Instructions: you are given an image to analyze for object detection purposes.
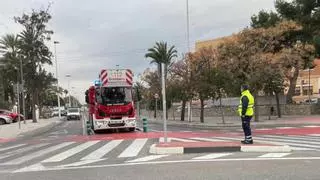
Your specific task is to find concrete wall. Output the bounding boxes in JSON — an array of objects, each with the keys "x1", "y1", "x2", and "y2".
[{"x1": 141, "y1": 104, "x2": 313, "y2": 119}]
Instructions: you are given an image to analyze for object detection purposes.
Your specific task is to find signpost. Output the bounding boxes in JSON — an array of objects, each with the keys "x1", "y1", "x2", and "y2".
[{"x1": 154, "y1": 93, "x2": 159, "y2": 119}]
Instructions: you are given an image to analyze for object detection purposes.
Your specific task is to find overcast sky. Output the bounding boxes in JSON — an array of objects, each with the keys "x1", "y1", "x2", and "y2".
[{"x1": 0, "y1": 0, "x2": 275, "y2": 103}]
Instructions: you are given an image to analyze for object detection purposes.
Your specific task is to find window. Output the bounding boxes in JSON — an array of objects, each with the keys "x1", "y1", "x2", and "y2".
[
  {"x1": 295, "y1": 87, "x2": 301, "y2": 96},
  {"x1": 302, "y1": 86, "x2": 313, "y2": 95}
]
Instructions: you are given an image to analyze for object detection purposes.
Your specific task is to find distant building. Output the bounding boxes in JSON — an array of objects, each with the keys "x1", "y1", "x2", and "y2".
[{"x1": 293, "y1": 59, "x2": 320, "y2": 103}]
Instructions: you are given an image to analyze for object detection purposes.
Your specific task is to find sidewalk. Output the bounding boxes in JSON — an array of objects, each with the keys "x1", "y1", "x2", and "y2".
[
  {"x1": 144, "y1": 115, "x2": 320, "y2": 129},
  {"x1": 0, "y1": 117, "x2": 62, "y2": 141}
]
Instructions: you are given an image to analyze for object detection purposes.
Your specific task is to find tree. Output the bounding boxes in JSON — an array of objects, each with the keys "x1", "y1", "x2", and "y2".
[
  {"x1": 145, "y1": 41, "x2": 177, "y2": 80},
  {"x1": 170, "y1": 60, "x2": 193, "y2": 121},
  {"x1": 15, "y1": 8, "x2": 54, "y2": 122},
  {"x1": 251, "y1": 10, "x2": 280, "y2": 29}
]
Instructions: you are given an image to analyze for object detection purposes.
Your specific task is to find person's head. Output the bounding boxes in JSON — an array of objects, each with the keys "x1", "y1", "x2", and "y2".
[{"x1": 241, "y1": 84, "x2": 249, "y2": 92}]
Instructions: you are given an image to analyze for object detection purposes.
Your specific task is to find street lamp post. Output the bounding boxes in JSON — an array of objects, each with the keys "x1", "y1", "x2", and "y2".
[
  {"x1": 186, "y1": 0, "x2": 192, "y2": 122},
  {"x1": 66, "y1": 74, "x2": 71, "y2": 107},
  {"x1": 161, "y1": 63, "x2": 168, "y2": 143},
  {"x1": 19, "y1": 56, "x2": 26, "y2": 124},
  {"x1": 54, "y1": 41, "x2": 61, "y2": 119}
]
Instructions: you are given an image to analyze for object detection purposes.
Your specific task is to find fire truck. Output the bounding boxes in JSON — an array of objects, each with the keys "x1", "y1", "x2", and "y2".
[{"x1": 85, "y1": 69, "x2": 136, "y2": 133}]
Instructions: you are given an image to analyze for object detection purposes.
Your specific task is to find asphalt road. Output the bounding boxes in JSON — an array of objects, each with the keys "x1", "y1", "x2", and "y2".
[
  {"x1": 0, "y1": 117, "x2": 319, "y2": 179},
  {"x1": 2, "y1": 158, "x2": 320, "y2": 180}
]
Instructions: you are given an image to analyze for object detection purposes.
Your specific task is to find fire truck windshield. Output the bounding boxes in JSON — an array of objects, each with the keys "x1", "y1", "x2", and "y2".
[{"x1": 98, "y1": 87, "x2": 132, "y2": 105}]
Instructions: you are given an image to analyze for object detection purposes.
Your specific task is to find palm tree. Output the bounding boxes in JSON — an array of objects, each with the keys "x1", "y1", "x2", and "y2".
[
  {"x1": 145, "y1": 41, "x2": 177, "y2": 80},
  {"x1": 145, "y1": 41, "x2": 177, "y2": 118},
  {"x1": 0, "y1": 34, "x2": 21, "y2": 104}
]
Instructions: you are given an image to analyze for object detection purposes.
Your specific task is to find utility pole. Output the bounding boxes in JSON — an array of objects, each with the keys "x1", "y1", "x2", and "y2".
[
  {"x1": 66, "y1": 74, "x2": 71, "y2": 107},
  {"x1": 19, "y1": 56, "x2": 26, "y2": 124},
  {"x1": 186, "y1": 0, "x2": 192, "y2": 122},
  {"x1": 54, "y1": 41, "x2": 61, "y2": 119}
]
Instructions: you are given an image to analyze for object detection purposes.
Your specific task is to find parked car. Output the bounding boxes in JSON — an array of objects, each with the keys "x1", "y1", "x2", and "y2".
[
  {"x1": 0, "y1": 109, "x2": 24, "y2": 122},
  {"x1": 67, "y1": 108, "x2": 81, "y2": 120},
  {"x1": 0, "y1": 114, "x2": 13, "y2": 125}
]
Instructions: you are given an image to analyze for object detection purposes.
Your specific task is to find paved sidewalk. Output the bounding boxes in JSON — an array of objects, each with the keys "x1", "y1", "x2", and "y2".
[
  {"x1": 144, "y1": 115, "x2": 320, "y2": 129},
  {"x1": 0, "y1": 117, "x2": 62, "y2": 140}
]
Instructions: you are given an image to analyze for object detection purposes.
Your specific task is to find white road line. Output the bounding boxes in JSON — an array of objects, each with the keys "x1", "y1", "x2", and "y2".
[
  {"x1": 1, "y1": 142, "x2": 75, "y2": 165},
  {"x1": 42, "y1": 141, "x2": 100, "y2": 163},
  {"x1": 276, "y1": 127, "x2": 294, "y2": 129},
  {"x1": 189, "y1": 137, "x2": 226, "y2": 142},
  {"x1": 263, "y1": 135, "x2": 320, "y2": 142},
  {"x1": 159, "y1": 137, "x2": 171, "y2": 142},
  {"x1": 193, "y1": 153, "x2": 233, "y2": 160},
  {"x1": 0, "y1": 143, "x2": 49, "y2": 160},
  {"x1": 254, "y1": 137, "x2": 320, "y2": 149},
  {"x1": 60, "y1": 159, "x2": 105, "y2": 167},
  {"x1": 261, "y1": 135, "x2": 320, "y2": 145},
  {"x1": 81, "y1": 140, "x2": 123, "y2": 160},
  {"x1": 303, "y1": 125, "x2": 320, "y2": 128},
  {"x1": 127, "y1": 155, "x2": 169, "y2": 163},
  {"x1": 150, "y1": 129, "x2": 161, "y2": 132},
  {"x1": 0, "y1": 144, "x2": 26, "y2": 152},
  {"x1": 290, "y1": 147, "x2": 315, "y2": 151},
  {"x1": 259, "y1": 153, "x2": 291, "y2": 158},
  {"x1": 255, "y1": 128, "x2": 272, "y2": 130},
  {"x1": 118, "y1": 138, "x2": 148, "y2": 158},
  {"x1": 169, "y1": 138, "x2": 198, "y2": 142},
  {"x1": 309, "y1": 134, "x2": 320, "y2": 136}
]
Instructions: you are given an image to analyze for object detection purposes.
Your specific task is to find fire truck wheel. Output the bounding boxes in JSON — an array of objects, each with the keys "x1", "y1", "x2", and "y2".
[{"x1": 129, "y1": 127, "x2": 135, "y2": 132}]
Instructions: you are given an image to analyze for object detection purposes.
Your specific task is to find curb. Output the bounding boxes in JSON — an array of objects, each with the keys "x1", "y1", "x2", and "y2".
[
  {"x1": 149, "y1": 143, "x2": 291, "y2": 154},
  {"x1": 18, "y1": 120, "x2": 64, "y2": 138}
]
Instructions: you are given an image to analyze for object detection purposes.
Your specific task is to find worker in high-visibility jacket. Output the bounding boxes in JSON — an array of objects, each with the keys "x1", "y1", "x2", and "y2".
[{"x1": 238, "y1": 85, "x2": 255, "y2": 144}]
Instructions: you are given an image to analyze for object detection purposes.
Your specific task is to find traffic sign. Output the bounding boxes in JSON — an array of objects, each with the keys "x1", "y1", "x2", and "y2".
[{"x1": 154, "y1": 93, "x2": 159, "y2": 99}]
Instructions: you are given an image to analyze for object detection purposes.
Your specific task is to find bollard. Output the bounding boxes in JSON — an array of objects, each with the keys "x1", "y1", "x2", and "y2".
[
  {"x1": 143, "y1": 118, "x2": 148, "y2": 132},
  {"x1": 86, "y1": 121, "x2": 93, "y2": 135}
]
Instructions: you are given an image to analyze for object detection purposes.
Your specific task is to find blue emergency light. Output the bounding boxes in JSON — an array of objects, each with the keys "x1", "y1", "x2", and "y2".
[{"x1": 94, "y1": 80, "x2": 102, "y2": 86}]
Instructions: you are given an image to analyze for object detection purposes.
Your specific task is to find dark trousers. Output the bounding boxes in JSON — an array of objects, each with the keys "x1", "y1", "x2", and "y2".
[{"x1": 241, "y1": 116, "x2": 253, "y2": 140}]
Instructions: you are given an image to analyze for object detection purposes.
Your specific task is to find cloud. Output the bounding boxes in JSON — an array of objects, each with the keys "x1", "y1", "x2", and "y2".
[{"x1": 0, "y1": 0, "x2": 275, "y2": 103}]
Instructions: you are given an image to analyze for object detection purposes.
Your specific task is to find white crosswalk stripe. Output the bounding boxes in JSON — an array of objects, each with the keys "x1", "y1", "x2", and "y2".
[
  {"x1": 42, "y1": 141, "x2": 100, "y2": 163},
  {"x1": 0, "y1": 144, "x2": 26, "y2": 153},
  {"x1": 1, "y1": 142, "x2": 75, "y2": 165},
  {"x1": 118, "y1": 138, "x2": 148, "y2": 158},
  {"x1": 0, "y1": 143, "x2": 49, "y2": 160},
  {"x1": 81, "y1": 140, "x2": 123, "y2": 160},
  {"x1": 193, "y1": 153, "x2": 233, "y2": 160},
  {"x1": 254, "y1": 136, "x2": 320, "y2": 150}
]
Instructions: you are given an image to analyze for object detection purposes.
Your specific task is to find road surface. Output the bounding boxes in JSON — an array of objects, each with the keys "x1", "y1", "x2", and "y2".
[{"x1": 0, "y1": 117, "x2": 319, "y2": 179}]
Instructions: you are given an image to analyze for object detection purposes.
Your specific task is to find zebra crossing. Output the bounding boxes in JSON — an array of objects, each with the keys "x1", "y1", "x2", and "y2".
[{"x1": 0, "y1": 134, "x2": 319, "y2": 170}]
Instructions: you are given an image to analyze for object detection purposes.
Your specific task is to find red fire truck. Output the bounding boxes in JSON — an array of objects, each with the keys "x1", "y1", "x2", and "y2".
[{"x1": 85, "y1": 69, "x2": 136, "y2": 133}]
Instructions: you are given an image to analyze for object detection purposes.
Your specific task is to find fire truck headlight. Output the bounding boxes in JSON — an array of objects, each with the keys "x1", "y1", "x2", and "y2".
[{"x1": 96, "y1": 121, "x2": 103, "y2": 127}]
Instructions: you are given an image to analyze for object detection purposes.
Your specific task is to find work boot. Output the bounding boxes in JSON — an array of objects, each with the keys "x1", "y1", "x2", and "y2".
[{"x1": 241, "y1": 139, "x2": 253, "y2": 144}]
